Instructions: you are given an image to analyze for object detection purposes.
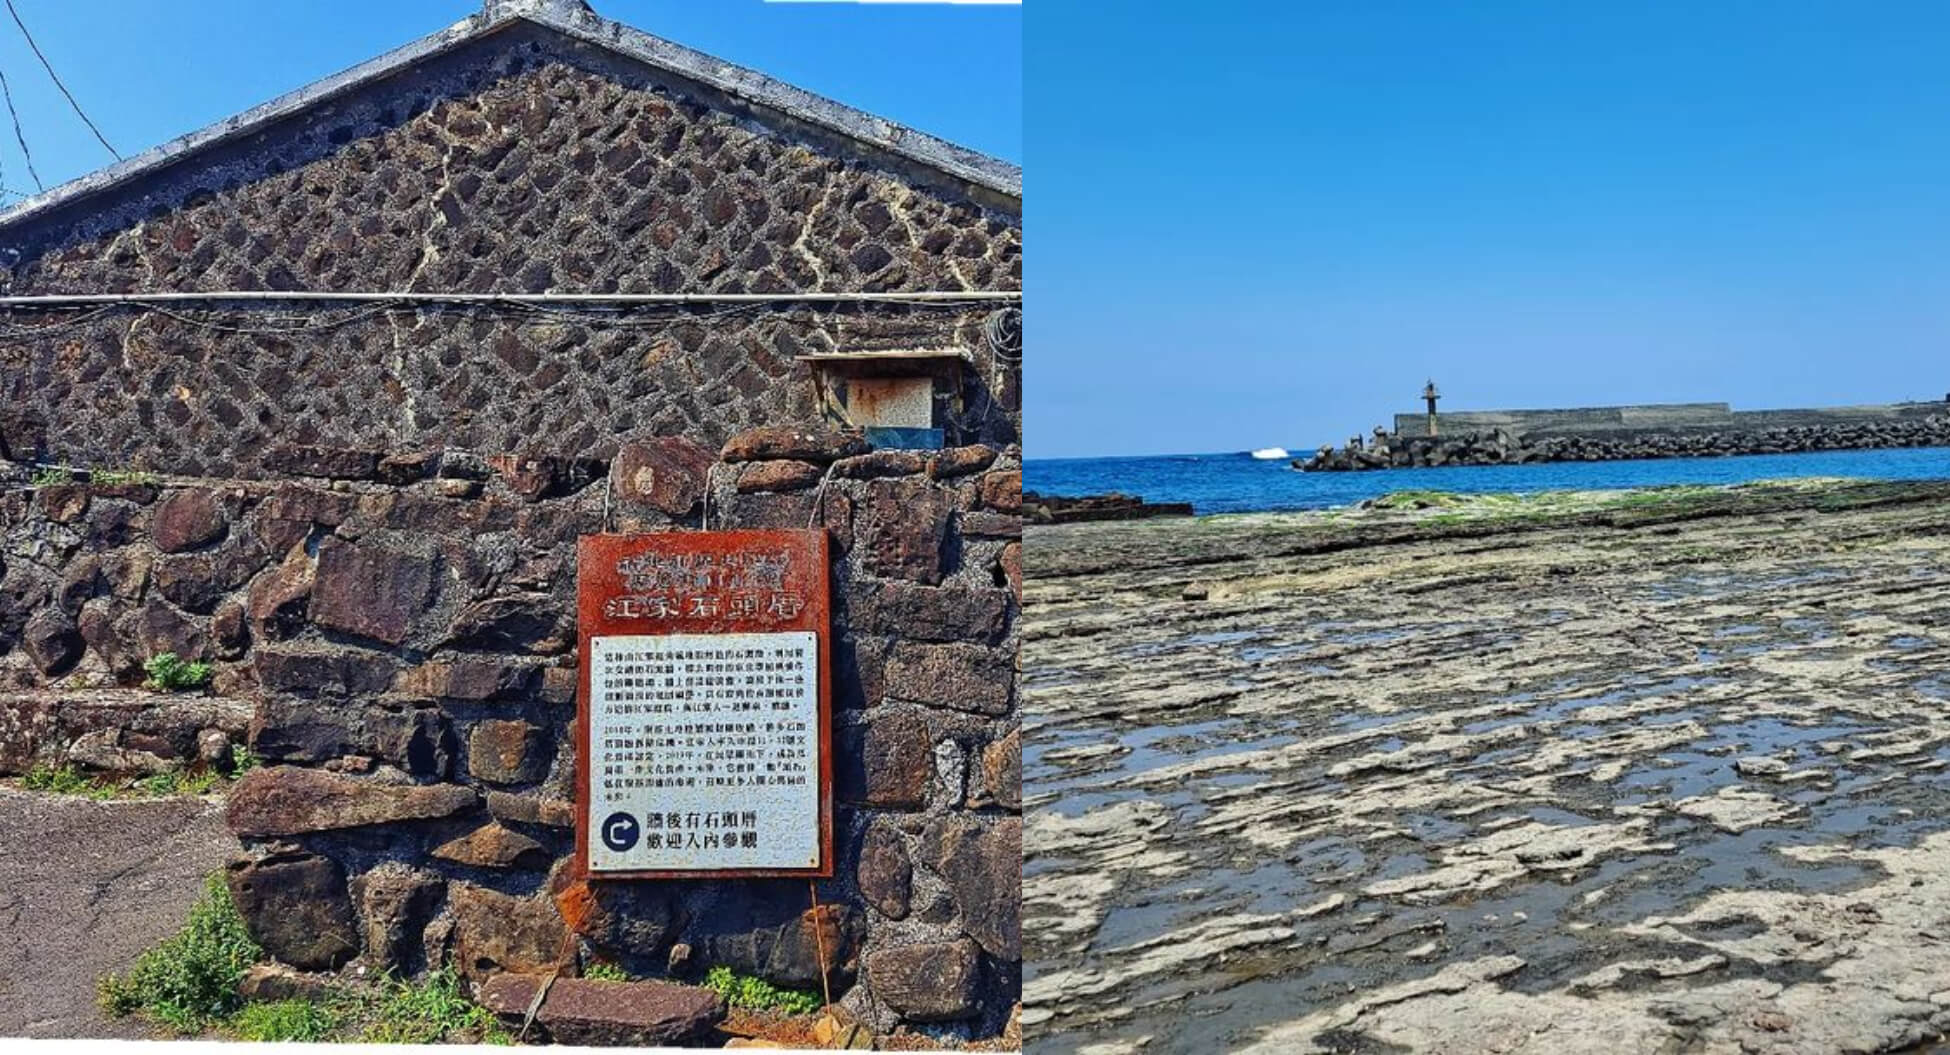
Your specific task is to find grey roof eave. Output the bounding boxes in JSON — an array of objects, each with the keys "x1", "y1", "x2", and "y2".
[{"x1": 0, "y1": 5, "x2": 1021, "y2": 233}]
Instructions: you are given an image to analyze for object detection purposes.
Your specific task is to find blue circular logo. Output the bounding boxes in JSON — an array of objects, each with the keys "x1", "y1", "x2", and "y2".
[{"x1": 600, "y1": 811, "x2": 640, "y2": 852}]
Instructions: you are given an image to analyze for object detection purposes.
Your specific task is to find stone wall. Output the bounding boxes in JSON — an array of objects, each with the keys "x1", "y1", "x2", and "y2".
[
  {"x1": 0, "y1": 24, "x2": 1021, "y2": 478},
  {"x1": 0, "y1": 426, "x2": 1022, "y2": 1038}
]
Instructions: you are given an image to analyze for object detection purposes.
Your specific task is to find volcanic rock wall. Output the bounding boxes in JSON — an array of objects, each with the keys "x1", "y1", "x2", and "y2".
[
  {"x1": 0, "y1": 428, "x2": 1022, "y2": 1037},
  {"x1": 0, "y1": 26, "x2": 1021, "y2": 477}
]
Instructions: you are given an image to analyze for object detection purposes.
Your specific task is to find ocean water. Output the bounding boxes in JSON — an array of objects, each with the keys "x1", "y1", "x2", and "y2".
[{"x1": 1025, "y1": 446, "x2": 1950, "y2": 515}]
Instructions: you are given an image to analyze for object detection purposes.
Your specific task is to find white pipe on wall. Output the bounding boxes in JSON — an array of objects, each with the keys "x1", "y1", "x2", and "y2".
[{"x1": 0, "y1": 290, "x2": 1020, "y2": 307}]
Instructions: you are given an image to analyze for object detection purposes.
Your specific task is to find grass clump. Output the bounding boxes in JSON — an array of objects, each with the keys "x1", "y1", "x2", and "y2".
[
  {"x1": 358, "y1": 969, "x2": 511, "y2": 1045},
  {"x1": 98, "y1": 875, "x2": 506, "y2": 1042},
  {"x1": 228, "y1": 999, "x2": 339, "y2": 1042},
  {"x1": 703, "y1": 965, "x2": 823, "y2": 1015},
  {"x1": 22, "y1": 761, "x2": 229, "y2": 801},
  {"x1": 30, "y1": 465, "x2": 73, "y2": 486},
  {"x1": 135, "y1": 766, "x2": 223, "y2": 798},
  {"x1": 98, "y1": 873, "x2": 262, "y2": 1033},
  {"x1": 1606, "y1": 485, "x2": 1714, "y2": 510},
  {"x1": 23, "y1": 762, "x2": 117, "y2": 799},
  {"x1": 142, "y1": 652, "x2": 213, "y2": 693}
]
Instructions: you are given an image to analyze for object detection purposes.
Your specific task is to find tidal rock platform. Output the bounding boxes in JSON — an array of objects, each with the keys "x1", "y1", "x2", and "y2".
[{"x1": 1025, "y1": 478, "x2": 1950, "y2": 1053}]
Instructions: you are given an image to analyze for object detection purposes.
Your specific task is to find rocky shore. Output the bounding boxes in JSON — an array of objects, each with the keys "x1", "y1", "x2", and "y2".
[
  {"x1": 1025, "y1": 478, "x2": 1950, "y2": 1053},
  {"x1": 1301, "y1": 415, "x2": 1950, "y2": 471}
]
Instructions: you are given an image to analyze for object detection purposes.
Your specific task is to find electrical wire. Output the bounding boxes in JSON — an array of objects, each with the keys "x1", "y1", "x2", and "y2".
[
  {"x1": 3, "y1": 0, "x2": 117, "y2": 159},
  {"x1": 970, "y1": 305, "x2": 1021, "y2": 437},
  {"x1": 0, "y1": 63, "x2": 40, "y2": 191},
  {"x1": 139, "y1": 299, "x2": 403, "y2": 336},
  {"x1": 0, "y1": 289, "x2": 1019, "y2": 307},
  {"x1": 983, "y1": 305, "x2": 1022, "y2": 362},
  {"x1": 0, "y1": 297, "x2": 1021, "y2": 445},
  {"x1": 0, "y1": 292, "x2": 1004, "y2": 337},
  {"x1": 0, "y1": 297, "x2": 1000, "y2": 342},
  {"x1": 0, "y1": 302, "x2": 110, "y2": 339},
  {"x1": 498, "y1": 297, "x2": 773, "y2": 329}
]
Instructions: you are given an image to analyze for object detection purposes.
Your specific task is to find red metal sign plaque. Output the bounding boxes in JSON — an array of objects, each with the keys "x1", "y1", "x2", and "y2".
[{"x1": 574, "y1": 530, "x2": 833, "y2": 879}]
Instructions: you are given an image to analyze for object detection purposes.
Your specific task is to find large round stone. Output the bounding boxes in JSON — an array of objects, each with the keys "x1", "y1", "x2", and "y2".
[{"x1": 151, "y1": 489, "x2": 228, "y2": 553}]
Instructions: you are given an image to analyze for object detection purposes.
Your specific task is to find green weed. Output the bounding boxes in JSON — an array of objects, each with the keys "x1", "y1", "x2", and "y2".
[
  {"x1": 357, "y1": 968, "x2": 511, "y2": 1045},
  {"x1": 703, "y1": 965, "x2": 823, "y2": 1015},
  {"x1": 583, "y1": 962, "x2": 631, "y2": 982},
  {"x1": 134, "y1": 766, "x2": 223, "y2": 798},
  {"x1": 22, "y1": 763, "x2": 118, "y2": 799},
  {"x1": 98, "y1": 873, "x2": 262, "y2": 1033},
  {"x1": 30, "y1": 465, "x2": 73, "y2": 486},
  {"x1": 25, "y1": 761, "x2": 231, "y2": 801},
  {"x1": 143, "y1": 652, "x2": 214, "y2": 692},
  {"x1": 228, "y1": 999, "x2": 339, "y2": 1042},
  {"x1": 1607, "y1": 487, "x2": 1709, "y2": 510}
]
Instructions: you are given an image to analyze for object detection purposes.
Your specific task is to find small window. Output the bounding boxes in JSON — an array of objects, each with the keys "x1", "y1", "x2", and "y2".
[{"x1": 800, "y1": 347, "x2": 972, "y2": 450}]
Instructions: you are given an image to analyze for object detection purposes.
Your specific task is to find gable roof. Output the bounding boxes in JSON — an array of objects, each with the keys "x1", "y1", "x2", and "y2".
[{"x1": 0, "y1": 0, "x2": 1020, "y2": 234}]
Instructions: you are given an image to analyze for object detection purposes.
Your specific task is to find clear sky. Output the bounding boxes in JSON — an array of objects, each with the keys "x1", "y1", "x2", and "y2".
[
  {"x1": 1030, "y1": 1, "x2": 1950, "y2": 459},
  {"x1": 0, "y1": 0, "x2": 1020, "y2": 200}
]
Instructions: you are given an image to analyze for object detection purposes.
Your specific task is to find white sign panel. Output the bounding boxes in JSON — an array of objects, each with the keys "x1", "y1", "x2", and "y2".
[{"x1": 586, "y1": 631, "x2": 820, "y2": 873}]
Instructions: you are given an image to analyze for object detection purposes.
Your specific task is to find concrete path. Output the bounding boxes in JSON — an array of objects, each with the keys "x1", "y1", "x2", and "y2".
[{"x1": 0, "y1": 786, "x2": 236, "y2": 1039}]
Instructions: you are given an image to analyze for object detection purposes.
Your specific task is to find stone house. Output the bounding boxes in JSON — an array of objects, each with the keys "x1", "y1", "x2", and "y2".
[{"x1": 0, "y1": 0, "x2": 1019, "y2": 1043}]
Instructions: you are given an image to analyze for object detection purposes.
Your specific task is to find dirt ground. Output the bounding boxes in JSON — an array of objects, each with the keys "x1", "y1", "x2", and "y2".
[
  {"x1": 0, "y1": 786, "x2": 234, "y2": 1039},
  {"x1": 1023, "y1": 480, "x2": 1950, "y2": 1054}
]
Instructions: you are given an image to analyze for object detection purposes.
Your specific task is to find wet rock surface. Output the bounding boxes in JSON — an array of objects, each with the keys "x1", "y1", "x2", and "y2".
[{"x1": 1024, "y1": 479, "x2": 1950, "y2": 1053}]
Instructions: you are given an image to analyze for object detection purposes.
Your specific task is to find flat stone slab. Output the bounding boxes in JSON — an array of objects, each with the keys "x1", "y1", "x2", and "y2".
[
  {"x1": 226, "y1": 766, "x2": 479, "y2": 836},
  {"x1": 0, "y1": 687, "x2": 251, "y2": 775},
  {"x1": 479, "y1": 974, "x2": 725, "y2": 1046}
]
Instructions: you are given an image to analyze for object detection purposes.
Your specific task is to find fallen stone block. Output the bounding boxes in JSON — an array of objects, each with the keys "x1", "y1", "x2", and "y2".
[{"x1": 477, "y1": 975, "x2": 725, "y2": 1047}]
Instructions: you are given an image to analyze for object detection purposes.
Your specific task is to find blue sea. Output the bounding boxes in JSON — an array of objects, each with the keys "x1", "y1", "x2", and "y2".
[{"x1": 1025, "y1": 447, "x2": 1950, "y2": 515}]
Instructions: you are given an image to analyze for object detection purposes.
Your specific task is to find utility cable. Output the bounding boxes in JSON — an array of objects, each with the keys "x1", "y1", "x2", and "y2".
[
  {"x1": 0, "y1": 294, "x2": 1011, "y2": 341},
  {"x1": 0, "y1": 63, "x2": 40, "y2": 191},
  {"x1": 3, "y1": 0, "x2": 118, "y2": 159}
]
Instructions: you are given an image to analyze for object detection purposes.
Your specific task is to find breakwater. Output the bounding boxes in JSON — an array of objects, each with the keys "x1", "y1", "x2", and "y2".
[{"x1": 1306, "y1": 400, "x2": 1950, "y2": 471}]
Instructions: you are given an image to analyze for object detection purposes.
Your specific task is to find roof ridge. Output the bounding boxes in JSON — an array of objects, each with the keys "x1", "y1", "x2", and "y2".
[{"x1": 483, "y1": 0, "x2": 596, "y2": 20}]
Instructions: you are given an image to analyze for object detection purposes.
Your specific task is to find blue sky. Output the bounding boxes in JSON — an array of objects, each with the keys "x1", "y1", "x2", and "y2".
[
  {"x1": 1030, "y1": 1, "x2": 1950, "y2": 458},
  {"x1": 0, "y1": 0, "x2": 1020, "y2": 200}
]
